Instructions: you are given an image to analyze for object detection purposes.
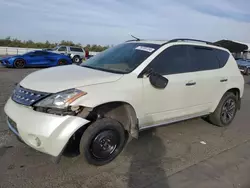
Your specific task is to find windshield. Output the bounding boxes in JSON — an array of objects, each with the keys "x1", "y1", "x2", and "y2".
[
  {"x1": 80, "y1": 43, "x2": 160, "y2": 74},
  {"x1": 52, "y1": 47, "x2": 59, "y2": 51},
  {"x1": 23, "y1": 51, "x2": 35, "y2": 56}
]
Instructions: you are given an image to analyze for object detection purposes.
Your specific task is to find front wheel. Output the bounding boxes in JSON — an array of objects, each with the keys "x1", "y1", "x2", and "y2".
[
  {"x1": 79, "y1": 118, "x2": 126, "y2": 166},
  {"x1": 208, "y1": 92, "x2": 237, "y2": 127},
  {"x1": 14, "y1": 59, "x2": 26, "y2": 68}
]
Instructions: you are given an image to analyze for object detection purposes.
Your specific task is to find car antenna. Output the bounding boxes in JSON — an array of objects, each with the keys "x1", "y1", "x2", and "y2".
[{"x1": 131, "y1": 35, "x2": 141, "y2": 41}]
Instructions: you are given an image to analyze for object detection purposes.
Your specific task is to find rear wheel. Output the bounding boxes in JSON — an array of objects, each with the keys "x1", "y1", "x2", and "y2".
[
  {"x1": 14, "y1": 59, "x2": 25, "y2": 68},
  {"x1": 246, "y1": 68, "x2": 250, "y2": 76},
  {"x1": 79, "y1": 118, "x2": 126, "y2": 166},
  {"x1": 58, "y1": 59, "x2": 67, "y2": 66},
  {"x1": 72, "y1": 56, "x2": 81, "y2": 64},
  {"x1": 208, "y1": 92, "x2": 237, "y2": 127}
]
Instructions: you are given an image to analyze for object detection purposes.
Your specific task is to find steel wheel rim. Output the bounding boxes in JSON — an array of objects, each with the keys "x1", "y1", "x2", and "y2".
[
  {"x1": 74, "y1": 57, "x2": 80, "y2": 63},
  {"x1": 90, "y1": 130, "x2": 119, "y2": 159},
  {"x1": 221, "y1": 98, "x2": 236, "y2": 124}
]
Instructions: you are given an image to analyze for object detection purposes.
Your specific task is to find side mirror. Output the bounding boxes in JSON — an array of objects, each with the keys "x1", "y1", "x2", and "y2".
[{"x1": 149, "y1": 72, "x2": 168, "y2": 89}]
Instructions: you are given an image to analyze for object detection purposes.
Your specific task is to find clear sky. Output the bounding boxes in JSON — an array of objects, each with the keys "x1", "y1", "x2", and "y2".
[{"x1": 1, "y1": 0, "x2": 250, "y2": 45}]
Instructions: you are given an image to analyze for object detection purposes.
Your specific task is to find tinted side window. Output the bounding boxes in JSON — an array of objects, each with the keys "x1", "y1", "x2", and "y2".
[
  {"x1": 32, "y1": 51, "x2": 49, "y2": 56},
  {"x1": 188, "y1": 46, "x2": 220, "y2": 71},
  {"x1": 70, "y1": 47, "x2": 83, "y2": 52},
  {"x1": 58, "y1": 47, "x2": 67, "y2": 51},
  {"x1": 148, "y1": 45, "x2": 190, "y2": 75},
  {"x1": 214, "y1": 49, "x2": 230, "y2": 67}
]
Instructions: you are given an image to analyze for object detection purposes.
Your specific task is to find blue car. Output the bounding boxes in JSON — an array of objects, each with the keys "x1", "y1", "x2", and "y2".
[
  {"x1": 236, "y1": 59, "x2": 250, "y2": 75},
  {"x1": 0, "y1": 50, "x2": 72, "y2": 68}
]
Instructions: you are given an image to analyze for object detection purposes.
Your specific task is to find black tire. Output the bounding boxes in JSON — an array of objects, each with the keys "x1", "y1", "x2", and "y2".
[
  {"x1": 208, "y1": 92, "x2": 237, "y2": 127},
  {"x1": 79, "y1": 118, "x2": 126, "y2": 166},
  {"x1": 14, "y1": 59, "x2": 25, "y2": 68},
  {"x1": 58, "y1": 59, "x2": 67, "y2": 66},
  {"x1": 72, "y1": 56, "x2": 81, "y2": 64},
  {"x1": 246, "y1": 68, "x2": 250, "y2": 76}
]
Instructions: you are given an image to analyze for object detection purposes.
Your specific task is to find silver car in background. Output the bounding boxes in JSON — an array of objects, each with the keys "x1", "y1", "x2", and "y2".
[{"x1": 49, "y1": 46, "x2": 86, "y2": 64}]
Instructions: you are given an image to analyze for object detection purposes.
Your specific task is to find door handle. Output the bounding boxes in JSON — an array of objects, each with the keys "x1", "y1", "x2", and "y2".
[
  {"x1": 186, "y1": 81, "x2": 196, "y2": 86},
  {"x1": 220, "y1": 78, "x2": 228, "y2": 82}
]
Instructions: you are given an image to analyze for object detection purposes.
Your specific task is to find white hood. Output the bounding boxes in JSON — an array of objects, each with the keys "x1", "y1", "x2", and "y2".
[{"x1": 20, "y1": 65, "x2": 123, "y2": 93}]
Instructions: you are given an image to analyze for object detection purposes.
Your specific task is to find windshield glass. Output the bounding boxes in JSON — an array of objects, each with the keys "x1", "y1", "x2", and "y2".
[
  {"x1": 52, "y1": 46, "x2": 59, "y2": 51},
  {"x1": 80, "y1": 43, "x2": 160, "y2": 74},
  {"x1": 23, "y1": 51, "x2": 35, "y2": 56}
]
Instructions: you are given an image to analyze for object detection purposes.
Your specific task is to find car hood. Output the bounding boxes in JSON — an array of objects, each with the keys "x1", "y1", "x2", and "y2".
[
  {"x1": 20, "y1": 65, "x2": 123, "y2": 93},
  {"x1": 1, "y1": 55, "x2": 21, "y2": 60}
]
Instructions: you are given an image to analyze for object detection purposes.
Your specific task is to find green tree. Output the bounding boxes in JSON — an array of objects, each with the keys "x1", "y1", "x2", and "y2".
[{"x1": 0, "y1": 37, "x2": 109, "y2": 52}]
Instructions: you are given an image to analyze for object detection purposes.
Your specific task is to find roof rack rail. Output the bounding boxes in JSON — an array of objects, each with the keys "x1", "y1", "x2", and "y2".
[{"x1": 162, "y1": 38, "x2": 219, "y2": 46}]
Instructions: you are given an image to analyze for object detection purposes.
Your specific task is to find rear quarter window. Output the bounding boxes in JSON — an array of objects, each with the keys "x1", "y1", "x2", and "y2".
[
  {"x1": 214, "y1": 49, "x2": 230, "y2": 68},
  {"x1": 70, "y1": 47, "x2": 83, "y2": 52}
]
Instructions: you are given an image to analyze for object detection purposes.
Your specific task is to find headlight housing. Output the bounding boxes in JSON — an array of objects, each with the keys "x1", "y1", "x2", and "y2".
[{"x1": 34, "y1": 89, "x2": 87, "y2": 109}]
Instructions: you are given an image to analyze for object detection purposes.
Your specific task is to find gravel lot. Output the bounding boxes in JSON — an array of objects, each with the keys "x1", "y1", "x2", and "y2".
[{"x1": 1, "y1": 67, "x2": 250, "y2": 188}]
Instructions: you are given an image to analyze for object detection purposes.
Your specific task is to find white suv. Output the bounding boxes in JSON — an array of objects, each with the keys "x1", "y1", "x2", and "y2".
[
  {"x1": 4, "y1": 39, "x2": 244, "y2": 166},
  {"x1": 50, "y1": 46, "x2": 85, "y2": 63}
]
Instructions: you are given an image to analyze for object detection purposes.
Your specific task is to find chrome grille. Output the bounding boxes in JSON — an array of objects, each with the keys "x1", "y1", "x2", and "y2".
[{"x1": 12, "y1": 85, "x2": 50, "y2": 106}]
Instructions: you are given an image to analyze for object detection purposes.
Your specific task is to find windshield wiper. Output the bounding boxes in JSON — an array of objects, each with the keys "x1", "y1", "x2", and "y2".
[{"x1": 81, "y1": 65, "x2": 125, "y2": 74}]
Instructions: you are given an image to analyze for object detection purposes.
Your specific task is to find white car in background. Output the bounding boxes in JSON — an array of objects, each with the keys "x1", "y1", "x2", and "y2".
[
  {"x1": 5, "y1": 38, "x2": 244, "y2": 166},
  {"x1": 49, "y1": 46, "x2": 85, "y2": 64}
]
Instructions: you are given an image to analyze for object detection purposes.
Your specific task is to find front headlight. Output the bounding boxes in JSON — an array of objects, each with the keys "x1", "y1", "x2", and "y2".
[{"x1": 34, "y1": 89, "x2": 87, "y2": 109}]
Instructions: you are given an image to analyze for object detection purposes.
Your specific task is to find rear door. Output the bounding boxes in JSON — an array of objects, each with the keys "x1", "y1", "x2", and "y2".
[
  {"x1": 70, "y1": 47, "x2": 85, "y2": 58},
  {"x1": 187, "y1": 45, "x2": 225, "y2": 111}
]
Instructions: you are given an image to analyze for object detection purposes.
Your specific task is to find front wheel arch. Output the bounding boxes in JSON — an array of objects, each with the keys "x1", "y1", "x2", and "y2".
[
  {"x1": 63, "y1": 102, "x2": 139, "y2": 158},
  {"x1": 86, "y1": 102, "x2": 139, "y2": 138}
]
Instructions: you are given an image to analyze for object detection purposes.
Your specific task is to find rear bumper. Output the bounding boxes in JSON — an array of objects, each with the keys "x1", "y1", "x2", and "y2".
[{"x1": 4, "y1": 98, "x2": 90, "y2": 157}]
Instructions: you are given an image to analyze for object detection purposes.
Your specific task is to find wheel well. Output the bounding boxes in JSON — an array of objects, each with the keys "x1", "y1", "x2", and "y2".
[
  {"x1": 63, "y1": 102, "x2": 139, "y2": 156},
  {"x1": 226, "y1": 88, "x2": 240, "y2": 100},
  {"x1": 226, "y1": 88, "x2": 241, "y2": 109},
  {"x1": 14, "y1": 58, "x2": 26, "y2": 63},
  {"x1": 58, "y1": 59, "x2": 67, "y2": 63},
  {"x1": 87, "y1": 102, "x2": 139, "y2": 138}
]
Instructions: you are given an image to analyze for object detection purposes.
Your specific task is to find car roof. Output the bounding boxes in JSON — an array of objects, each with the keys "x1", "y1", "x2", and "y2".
[
  {"x1": 127, "y1": 38, "x2": 229, "y2": 52},
  {"x1": 127, "y1": 40, "x2": 168, "y2": 45},
  {"x1": 58, "y1": 45, "x2": 82, "y2": 48}
]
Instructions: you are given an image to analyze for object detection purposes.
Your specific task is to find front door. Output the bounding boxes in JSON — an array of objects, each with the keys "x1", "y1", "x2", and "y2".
[
  {"x1": 25, "y1": 51, "x2": 47, "y2": 66},
  {"x1": 140, "y1": 45, "x2": 202, "y2": 128}
]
